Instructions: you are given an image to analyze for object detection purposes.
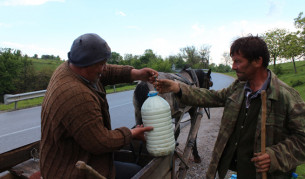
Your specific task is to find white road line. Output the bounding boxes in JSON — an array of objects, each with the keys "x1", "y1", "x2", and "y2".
[
  {"x1": 110, "y1": 102, "x2": 132, "y2": 109},
  {"x1": 0, "y1": 126, "x2": 40, "y2": 138}
]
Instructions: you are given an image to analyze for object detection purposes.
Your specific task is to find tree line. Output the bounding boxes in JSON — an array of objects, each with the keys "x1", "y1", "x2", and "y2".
[
  {"x1": 0, "y1": 12, "x2": 304, "y2": 102},
  {"x1": 262, "y1": 12, "x2": 305, "y2": 74}
]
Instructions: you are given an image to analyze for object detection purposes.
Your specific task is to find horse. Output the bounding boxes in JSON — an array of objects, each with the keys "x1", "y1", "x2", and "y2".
[{"x1": 133, "y1": 67, "x2": 213, "y2": 163}]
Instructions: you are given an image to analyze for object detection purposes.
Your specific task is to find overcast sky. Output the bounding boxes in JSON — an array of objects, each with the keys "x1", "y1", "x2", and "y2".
[{"x1": 0, "y1": 0, "x2": 304, "y2": 65}]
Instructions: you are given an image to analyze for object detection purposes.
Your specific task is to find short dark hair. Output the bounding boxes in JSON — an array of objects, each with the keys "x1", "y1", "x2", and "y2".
[{"x1": 230, "y1": 35, "x2": 269, "y2": 68}]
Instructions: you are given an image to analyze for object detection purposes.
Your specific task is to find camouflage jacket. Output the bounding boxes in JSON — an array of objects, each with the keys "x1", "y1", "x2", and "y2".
[{"x1": 178, "y1": 71, "x2": 305, "y2": 179}]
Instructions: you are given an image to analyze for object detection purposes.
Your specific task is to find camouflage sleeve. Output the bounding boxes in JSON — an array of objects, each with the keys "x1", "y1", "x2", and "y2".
[
  {"x1": 177, "y1": 80, "x2": 239, "y2": 108},
  {"x1": 266, "y1": 88, "x2": 305, "y2": 173}
]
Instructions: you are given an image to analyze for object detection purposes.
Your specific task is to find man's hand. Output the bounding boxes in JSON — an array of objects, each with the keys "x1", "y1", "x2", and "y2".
[
  {"x1": 131, "y1": 68, "x2": 158, "y2": 83},
  {"x1": 130, "y1": 125, "x2": 153, "y2": 141},
  {"x1": 154, "y1": 79, "x2": 180, "y2": 94},
  {"x1": 251, "y1": 152, "x2": 271, "y2": 173}
]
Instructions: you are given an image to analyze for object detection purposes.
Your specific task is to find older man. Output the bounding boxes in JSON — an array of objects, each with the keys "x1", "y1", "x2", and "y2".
[{"x1": 40, "y1": 33, "x2": 157, "y2": 179}]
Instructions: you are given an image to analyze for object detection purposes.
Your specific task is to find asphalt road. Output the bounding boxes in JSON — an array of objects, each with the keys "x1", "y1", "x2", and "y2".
[{"x1": 0, "y1": 73, "x2": 235, "y2": 154}]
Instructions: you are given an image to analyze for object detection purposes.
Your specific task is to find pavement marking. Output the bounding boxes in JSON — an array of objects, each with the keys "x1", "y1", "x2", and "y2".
[{"x1": 0, "y1": 125, "x2": 40, "y2": 138}]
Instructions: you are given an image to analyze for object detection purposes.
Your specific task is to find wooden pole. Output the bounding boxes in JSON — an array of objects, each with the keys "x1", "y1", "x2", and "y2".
[
  {"x1": 75, "y1": 161, "x2": 106, "y2": 179},
  {"x1": 261, "y1": 90, "x2": 267, "y2": 179}
]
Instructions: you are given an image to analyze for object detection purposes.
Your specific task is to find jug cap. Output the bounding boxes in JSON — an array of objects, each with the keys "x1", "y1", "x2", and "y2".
[{"x1": 148, "y1": 91, "x2": 158, "y2": 97}]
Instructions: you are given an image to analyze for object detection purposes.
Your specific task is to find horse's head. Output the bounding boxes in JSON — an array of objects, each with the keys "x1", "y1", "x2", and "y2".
[{"x1": 195, "y1": 69, "x2": 213, "y2": 89}]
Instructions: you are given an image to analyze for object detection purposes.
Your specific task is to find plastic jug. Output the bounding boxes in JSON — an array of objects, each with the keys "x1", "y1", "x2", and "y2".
[{"x1": 141, "y1": 91, "x2": 175, "y2": 157}]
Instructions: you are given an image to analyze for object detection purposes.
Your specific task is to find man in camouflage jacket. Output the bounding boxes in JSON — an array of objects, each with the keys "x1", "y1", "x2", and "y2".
[{"x1": 155, "y1": 36, "x2": 305, "y2": 178}]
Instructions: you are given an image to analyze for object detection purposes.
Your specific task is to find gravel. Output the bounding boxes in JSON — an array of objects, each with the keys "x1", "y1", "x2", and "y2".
[{"x1": 176, "y1": 107, "x2": 235, "y2": 179}]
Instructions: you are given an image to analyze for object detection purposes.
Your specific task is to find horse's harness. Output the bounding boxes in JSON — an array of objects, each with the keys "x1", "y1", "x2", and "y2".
[{"x1": 172, "y1": 68, "x2": 199, "y2": 87}]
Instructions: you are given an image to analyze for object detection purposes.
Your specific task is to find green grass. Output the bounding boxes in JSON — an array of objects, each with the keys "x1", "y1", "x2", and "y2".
[{"x1": 30, "y1": 58, "x2": 64, "y2": 71}]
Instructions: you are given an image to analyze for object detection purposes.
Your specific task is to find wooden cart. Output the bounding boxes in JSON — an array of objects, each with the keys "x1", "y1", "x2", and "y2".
[{"x1": 0, "y1": 107, "x2": 204, "y2": 179}]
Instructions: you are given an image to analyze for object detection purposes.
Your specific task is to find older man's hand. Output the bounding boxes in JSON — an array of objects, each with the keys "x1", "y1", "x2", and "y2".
[
  {"x1": 131, "y1": 68, "x2": 158, "y2": 83},
  {"x1": 130, "y1": 125, "x2": 153, "y2": 141}
]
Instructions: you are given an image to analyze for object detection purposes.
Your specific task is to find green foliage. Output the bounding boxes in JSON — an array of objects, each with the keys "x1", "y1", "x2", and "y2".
[
  {"x1": 209, "y1": 63, "x2": 233, "y2": 73},
  {"x1": 291, "y1": 79, "x2": 304, "y2": 87},
  {"x1": 273, "y1": 65, "x2": 283, "y2": 76},
  {"x1": 0, "y1": 48, "x2": 24, "y2": 101},
  {"x1": 0, "y1": 48, "x2": 63, "y2": 103},
  {"x1": 108, "y1": 52, "x2": 123, "y2": 64},
  {"x1": 262, "y1": 28, "x2": 288, "y2": 67}
]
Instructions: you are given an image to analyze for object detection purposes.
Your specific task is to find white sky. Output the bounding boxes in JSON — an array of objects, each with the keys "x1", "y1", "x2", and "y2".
[{"x1": 0, "y1": 0, "x2": 304, "y2": 65}]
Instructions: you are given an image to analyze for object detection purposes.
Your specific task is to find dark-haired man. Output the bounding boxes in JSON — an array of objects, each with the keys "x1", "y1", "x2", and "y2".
[
  {"x1": 40, "y1": 33, "x2": 158, "y2": 179},
  {"x1": 155, "y1": 35, "x2": 305, "y2": 179}
]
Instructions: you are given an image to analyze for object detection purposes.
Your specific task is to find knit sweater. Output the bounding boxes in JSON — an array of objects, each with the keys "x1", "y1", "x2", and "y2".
[{"x1": 40, "y1": 62, "x2": 134, "y2": 179}]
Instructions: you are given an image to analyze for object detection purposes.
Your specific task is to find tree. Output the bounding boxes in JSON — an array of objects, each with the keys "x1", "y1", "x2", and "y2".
[
  {"x1": 139, "y1": 49, "x2": 157, "y2": 66},
  {"x1": 108, "y1": 52, "x2": 123, "y2": 64},
  {"x1": 198, "y1": 45, "x2": 211, "y2": 68},
  {"x1": 222, "y1": 52, "x2": 231, "y2": 66},
  {"x1": 294, "y1": 12, "x2": 305, "y2": 58},
  {"x1": 180, "y1": 46, "x2": 200, "y2": 67},
  {"x1": 263, "y1": 28, "x2": 288, "y2": 67},
  {"x1": 166, "y1": 55, "x2": 186, "y2": 70},
  {"x1": 33, "y1": 54, "x2": 38, "y2": 59},
  {"x1": 282, "y1": 33, "x2": 303, "y2": 73}
]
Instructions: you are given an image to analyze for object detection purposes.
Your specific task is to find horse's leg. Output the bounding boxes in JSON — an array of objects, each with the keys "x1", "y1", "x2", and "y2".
[{"x1": 189, "y1": 108, "x2": 201, "y2": 163}]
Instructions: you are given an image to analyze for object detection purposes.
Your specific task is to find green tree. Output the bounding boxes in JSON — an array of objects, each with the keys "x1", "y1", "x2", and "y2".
[
  {"x1": 14, "y1": 56, "x2": 35, "y2": 93},
  {"x1": 222, "y1": 52, "x2": 231, "y2": 66},
  {"x1": 294, "y1": 12, "x2": 305, "y2": 58},
  {"x1": 263, "y1": 28, "x2": 288, "y2": 67},
  {"x1": 139, "y1": 49, "x2": 157, "y2": 66},
  {"x1": 0, "y1": 48, "x2": 23, "y2": 101},
  {"x1": 166, "y1": 55, "x2": 186, "y2": 70},
  {"x1": 108, "y1": 52, "x2": 123, "y2": 64},
  {"x1": 198, "y1": 45, "x2": 211, "y2": 68},
  {"x1": 180, "y1": 46, "x2": 200, "y2": 67},
  {"x1": 282, "y1": 33, "x2": 303, "y2": 73}
]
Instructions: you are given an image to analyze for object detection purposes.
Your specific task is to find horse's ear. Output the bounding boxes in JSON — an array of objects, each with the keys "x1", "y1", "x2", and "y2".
[
  {"x1": 183, "y1": 64, "x2": 191, "y2": 70},
  {"x1": 208, "y1": 69, "x2": 211, "y2": 75}
]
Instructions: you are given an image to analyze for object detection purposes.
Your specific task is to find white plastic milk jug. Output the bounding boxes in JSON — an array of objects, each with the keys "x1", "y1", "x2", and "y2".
[{"x1": 141, "y1": 91, "x2": 175, "y2": 157}]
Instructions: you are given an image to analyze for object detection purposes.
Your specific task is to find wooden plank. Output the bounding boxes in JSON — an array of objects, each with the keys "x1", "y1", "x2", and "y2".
[
  {"x1": 131, "y1": 154, "x2": 173, "y2": 179},
  {"x1": 10, "y1": 159, "x2": 39, "y2": 178},
  {"x1": 0, "y1": 141, "x2": 40, "y2": 173}
]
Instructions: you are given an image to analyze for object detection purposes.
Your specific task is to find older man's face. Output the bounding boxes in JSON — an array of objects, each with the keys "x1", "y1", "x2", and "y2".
[{"x1": 84, "y1": 61, "x2": 106, "y2": 83}]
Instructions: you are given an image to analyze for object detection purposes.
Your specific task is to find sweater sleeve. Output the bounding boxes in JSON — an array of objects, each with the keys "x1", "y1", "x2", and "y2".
[
  {"x1": 60, "y1": 90, "x2": 132, "y2": 155},
  {"x1": 100, "y1": 64, "x2": 134, "y2": 86}
]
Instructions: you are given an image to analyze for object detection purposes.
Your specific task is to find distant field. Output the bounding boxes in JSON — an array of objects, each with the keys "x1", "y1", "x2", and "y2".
[{"x1": 30, "y1": 58, "x2": 63, "y2": 71}]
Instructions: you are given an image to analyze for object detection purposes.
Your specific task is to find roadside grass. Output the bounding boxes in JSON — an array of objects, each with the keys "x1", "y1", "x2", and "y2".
[{"x1": 0, "y1": 84, "x2": 136, "y2": 112}]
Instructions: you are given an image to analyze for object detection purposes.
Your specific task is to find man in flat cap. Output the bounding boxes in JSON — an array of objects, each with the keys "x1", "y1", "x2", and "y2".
[{"x1": 40, "y1": 33, "x2": 158, "y2": 179}]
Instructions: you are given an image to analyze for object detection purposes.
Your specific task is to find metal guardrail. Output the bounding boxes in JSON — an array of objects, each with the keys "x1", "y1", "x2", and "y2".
[{"x1": 4, "y1": 90, "x2": 46, "y2": 109}]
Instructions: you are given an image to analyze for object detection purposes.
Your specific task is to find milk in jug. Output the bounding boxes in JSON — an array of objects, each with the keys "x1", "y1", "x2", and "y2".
[{"x1": 141, "y1": 91, "x2": 175, "y2": 157}]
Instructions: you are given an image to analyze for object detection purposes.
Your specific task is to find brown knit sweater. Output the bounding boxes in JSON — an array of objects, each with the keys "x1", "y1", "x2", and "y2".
[{"x1": 40, "y1": 62, "x2": 134, "y2": 179}]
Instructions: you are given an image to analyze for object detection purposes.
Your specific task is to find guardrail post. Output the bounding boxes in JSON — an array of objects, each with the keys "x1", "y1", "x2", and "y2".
[{"x1": 14, "y1": 102, "x2": 17, "y2": 110}]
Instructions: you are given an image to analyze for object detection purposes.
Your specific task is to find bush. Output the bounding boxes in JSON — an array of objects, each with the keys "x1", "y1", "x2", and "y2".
[
  {"x1": 274, "y1": 65, "x2": 283, "y2": 76},
  {"x1": 291, "y1": 80, "x2": 304, "y2": 87}
]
